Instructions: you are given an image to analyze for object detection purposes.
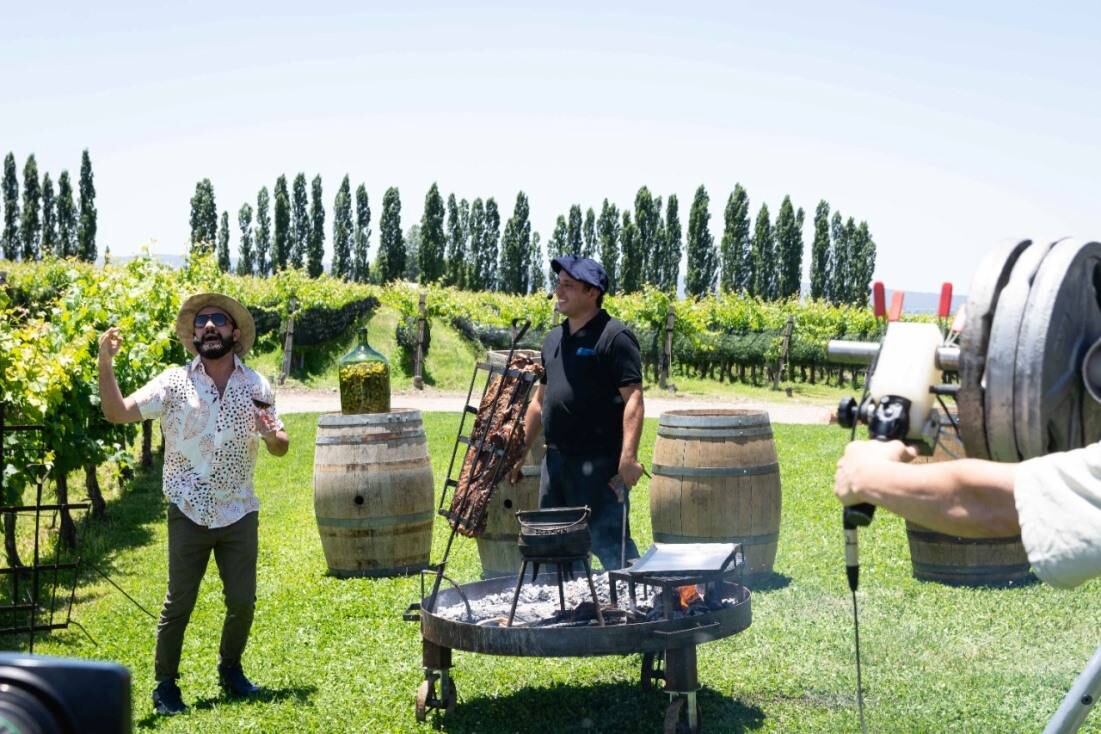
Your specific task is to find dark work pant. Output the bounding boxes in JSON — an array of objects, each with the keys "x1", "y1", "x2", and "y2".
[
  {"x1": 539, "y1": 449, "x2": 640, "y2": 571},
  {"x1": 154, "y1": 504, "x2": 259, "y2": 682}
]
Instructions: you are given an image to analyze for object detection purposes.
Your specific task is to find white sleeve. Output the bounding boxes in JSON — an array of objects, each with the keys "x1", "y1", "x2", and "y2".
[
  {"x1": 1014, "y1": 442, "x2": 1101, "y2": 589},
  {"x1": 129, "y1": 368, "x2": 174, "y2": 421}
]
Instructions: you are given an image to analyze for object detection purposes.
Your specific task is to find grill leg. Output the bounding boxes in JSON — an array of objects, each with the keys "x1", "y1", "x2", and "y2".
[
  {"x1": 582, "y1": 558, "x2": 605, "y2": 626},
  {"x1": 556, "y1": 565, "x2": 566, "y2": 611},
  {"x1": 663, "y1": 644, "x2": 701, "y2": 733},
  {"x1": 507, "y1": 560, "x2": 529, "y2": 627}
]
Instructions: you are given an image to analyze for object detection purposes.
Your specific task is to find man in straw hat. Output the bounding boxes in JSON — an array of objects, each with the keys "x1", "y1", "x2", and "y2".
[{"x1": 98, "y1": 292, "x2": 289, "y2": 716}]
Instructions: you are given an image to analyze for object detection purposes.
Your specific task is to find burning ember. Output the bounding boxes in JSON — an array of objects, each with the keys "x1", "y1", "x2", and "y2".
[{"x1": 677, "y1": 584, "x2": 702, "y2": 609}]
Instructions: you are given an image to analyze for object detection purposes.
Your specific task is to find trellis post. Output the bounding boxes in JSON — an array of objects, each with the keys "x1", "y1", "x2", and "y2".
[{"x1": 413, "y1": 291, "x2": 427, "y2": 389}]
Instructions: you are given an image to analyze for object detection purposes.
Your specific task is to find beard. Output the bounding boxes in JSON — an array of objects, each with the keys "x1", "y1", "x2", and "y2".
[{"x1": 194, "y1": 332, "x2": 236, "y2": 359}]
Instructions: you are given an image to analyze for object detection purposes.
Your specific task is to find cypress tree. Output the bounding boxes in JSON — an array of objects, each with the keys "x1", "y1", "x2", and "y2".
[
  {"x1": 377, "y1": 186, "x2": 405, "y2": 282},
  {"x1": 482, "y1": 197, "x2": 500, "y2": 291},
  {"x1": 40, "y1": 172, "x2": 56, "y2": 257},
  {"x1": 749, "y1": 203, "x2": 773, "y2": 299},
  {"x1": 419, "y1": 182, "x2": 446, "y2": 283},
  {"x1": 634, "y1": 186, "x2": 660, "y2": 286},
  {"x1": 775, "y1": 195, "x2": 802, "y2": 300},
  {"x1": 21, "y1": 155, "x2": 41, "y2": 261},
  {"x1": 809, "y1": 200, "x2": 830, "y2": 301},
  {"x1": 255, "y1": 187, "x2": 271, "y2": 276},
  {"x1": 662, "y1": 195, "x2": 682, "y2": 294},
  {"x1": 619, "y1": 211, "x2": 642, "y2": 294},
  {"x1": 354, "y1": 184, "x2": 371, "y2": 282},
  {"x1": 582, "y1": 207, "x2": 596, "y2": 259},
  {"x1": 597, "y1": 199, "x2": 620, "y2": 294},
  {"x1": 332, "y1": 176, "x2": 353, "y2": 279},
  {"x1": 828, "y1": 211, "x2": 848, "y2": 305},
  {"x1": 189, "y1": 179, "x2": 217, "y2": 254},
  {"x1": 217, "y1": 210, "x2": 231, "y2": 271},
  {"x1": 56, "y1": 171, "x2": 76, "y2": 258},
  {"x1": 529, "y1": 232, "x2": 546, "y2": 294},
  {"x1": 291, "y1": 173, "x2": 309, "y2": 269},
  {"x1": 567, "y1": 204, "x2": 583, "y2": 255},
  {"x1": 719, "y1": 185, "x2": 749, "y2": 293},
  {"x1": 466, "y1": 198, "x2": 486, "y2": 290},
  {"x1": 273, "y1": 176, "x2": 290, "y2": 272},
  {"x1": 306, "y1": 175, "x2": 325, "y2": 277},
  {"x1": 685, "y1": 185, "x2": 716, "y2": 297},
  {"x1": 77, "y1": 150, "x2": 97, "y2": 262},
  {"x1": 444, "y1": 193, "x2": 465, "y2": 288},
  {"x1": 237, "y1": 203, "x2": 254, "y2": 276},
  {"x1": 1, "y1": 153, "x2": 18, "y2": 260}
]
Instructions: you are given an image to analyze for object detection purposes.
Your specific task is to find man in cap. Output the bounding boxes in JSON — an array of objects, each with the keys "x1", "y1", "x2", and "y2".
[
  {"x1": 98, "y1": 292, "x2": 289, "y2": 716},
  {"x1": 512, "y1": 256, "x2": 643, "y2": 570}
]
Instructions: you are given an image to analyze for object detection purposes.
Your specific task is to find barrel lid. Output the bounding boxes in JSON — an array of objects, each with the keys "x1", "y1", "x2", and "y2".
[
  {"x1": 318, "y1": 409, "x2": 423, "y2": 427},
  {"x1": 658, "y1": 409, "x2": 771, "y2": 429}
]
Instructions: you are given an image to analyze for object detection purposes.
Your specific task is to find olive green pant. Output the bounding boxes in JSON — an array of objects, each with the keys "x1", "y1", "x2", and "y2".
[{"x1": 154, "y1": 504, "x2": 258, "y2": 682}]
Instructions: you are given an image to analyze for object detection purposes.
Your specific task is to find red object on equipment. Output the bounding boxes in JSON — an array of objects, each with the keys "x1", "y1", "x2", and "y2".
[
  {"x1": 887, "y1": 291, "x2": 905, "y2": 322},
  {"x1": 938, "y1": 282, "x2": 953, "y2": 319},
  {"x1": 872, "y1": 282, "x2": 886, "y2": 320}
]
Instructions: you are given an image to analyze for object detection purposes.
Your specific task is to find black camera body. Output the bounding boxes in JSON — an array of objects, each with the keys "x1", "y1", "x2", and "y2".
[{"x1": 0, "y1": 653, "x2": 130, "y2": 734}]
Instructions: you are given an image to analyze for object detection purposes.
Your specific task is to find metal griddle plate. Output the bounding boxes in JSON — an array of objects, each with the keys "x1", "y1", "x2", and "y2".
[
  {"x1": 625, "y1": 543, "x2": 741, "y2": 576},
  {"x1": 958, "y1": 239, "x2": 1031, "y2": 459},
  {"x1": 1014, "y1": 239, "x2": 1101, "y2": 459}
]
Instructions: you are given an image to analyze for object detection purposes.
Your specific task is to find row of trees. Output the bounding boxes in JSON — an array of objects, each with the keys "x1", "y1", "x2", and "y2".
[
  {"x1": 1, "y1": 150, "x2": 97, "y2": 263},
  {"x1": 192, "y1": 179, "x2": 877, "y2": 305}
]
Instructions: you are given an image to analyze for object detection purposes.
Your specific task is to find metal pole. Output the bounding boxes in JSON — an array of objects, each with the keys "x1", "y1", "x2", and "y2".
[{"x1": 1043, "y1": 645, "x2": 1101, "y2": 734}]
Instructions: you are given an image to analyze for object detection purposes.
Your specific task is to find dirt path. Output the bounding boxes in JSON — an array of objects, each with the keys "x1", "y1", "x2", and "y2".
[{"x1": 275, "y1": 387, "x2": 834, "y2": 425}]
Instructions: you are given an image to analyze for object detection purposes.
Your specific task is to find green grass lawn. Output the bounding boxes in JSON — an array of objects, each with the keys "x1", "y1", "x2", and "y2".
[{"x1": 15, "y1": 415, "x2": 1101, "y2": 732}]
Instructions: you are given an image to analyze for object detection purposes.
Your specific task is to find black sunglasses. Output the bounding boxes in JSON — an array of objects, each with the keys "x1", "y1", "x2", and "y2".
[{"x1": 194, "y1": 313, "x2": 234, "y2": 328}]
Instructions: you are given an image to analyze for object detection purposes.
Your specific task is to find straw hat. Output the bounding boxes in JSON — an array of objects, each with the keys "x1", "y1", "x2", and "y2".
[{"x1": 176, "y1": 292, "x2": 256, "y2": 356}]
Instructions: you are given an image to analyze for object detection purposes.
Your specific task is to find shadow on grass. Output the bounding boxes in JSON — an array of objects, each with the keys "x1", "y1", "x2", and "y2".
[
  {"x1": 431, "y1": 679, "x2": 766, "y2": 734},
  {"x1": 744, "y1": 572, "x2": 792, "y2": 593},
  {"x1": 134, "y1": 684, "x2": 318, "y2": 729}
]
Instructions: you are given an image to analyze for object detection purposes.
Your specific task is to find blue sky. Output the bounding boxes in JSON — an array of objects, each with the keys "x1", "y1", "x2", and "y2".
[{"x1": 3, "y1": 2, "x2": 1098, "y2": 292}]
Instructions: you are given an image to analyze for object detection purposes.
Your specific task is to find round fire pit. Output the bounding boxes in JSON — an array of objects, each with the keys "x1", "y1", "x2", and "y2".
[{"x1": 407, "y1": 574, "x2": 752, "y2": 733}]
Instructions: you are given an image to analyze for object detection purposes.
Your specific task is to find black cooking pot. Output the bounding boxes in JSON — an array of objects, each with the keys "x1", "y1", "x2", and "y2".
[{"x1": 516, "y1": 506, "x2": 591, "y2": 559}]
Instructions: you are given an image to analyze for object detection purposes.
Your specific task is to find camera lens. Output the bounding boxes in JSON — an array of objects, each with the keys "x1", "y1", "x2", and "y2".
[{"x1": 0, "y1": 678, "x2": 69, "y2": 734}]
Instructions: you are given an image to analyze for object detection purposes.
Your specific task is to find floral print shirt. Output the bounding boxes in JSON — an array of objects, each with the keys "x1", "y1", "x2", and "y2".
[{"x1": 132, "y1": 355, "x2": 283, "y2": 528}]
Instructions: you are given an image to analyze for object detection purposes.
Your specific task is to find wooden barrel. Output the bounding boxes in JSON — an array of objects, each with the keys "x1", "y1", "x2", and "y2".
[
  {"x1": 475, "y1": 348, "x2": 544, "y2": 579},
  {"x1": 476, "y1": 442, "x2": 544, "y2": 578},
  {"x1": 649, "y1": 409, "x2": 781, "y2": 576},
  {"x1": 905, "y1": 420, "x2": 1034, "y2": 586},
  {"x1": 313, "y1": 410, "x2": 435, "y2": 577}
]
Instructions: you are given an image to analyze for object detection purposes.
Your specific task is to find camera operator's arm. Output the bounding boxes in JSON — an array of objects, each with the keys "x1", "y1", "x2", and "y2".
[{"x1": 834, "y1": 440, "x2": 1019, "y2": 538}]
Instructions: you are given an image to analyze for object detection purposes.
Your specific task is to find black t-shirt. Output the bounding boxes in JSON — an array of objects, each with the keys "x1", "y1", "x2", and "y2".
[{"x1": 540, "y1": 310, "x2": 642, "y2": 456}]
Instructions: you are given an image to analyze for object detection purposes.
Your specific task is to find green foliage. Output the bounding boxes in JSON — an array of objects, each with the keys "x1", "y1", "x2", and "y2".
[
  {"x1": 685, "y1": 184, "x2": 716, "y2": 297},
  {"x1": 597, "y1": 199, "x2": 620, "y2": 294},
  {"x1": 237, "y1": 203, "x2": 254, "y2": 276},
  {"x1": 291, "y1": 172, "x2": 309, "y2": 270},
  {"x1": 548, "y1": 214, "x2": 567, "y2": 265},
  {"x1": 255, "y1": 186, "x2": 271, "y2": 276},
  {"x1": 77, "y1": 150, "x2": 97, "y2": 263},
  {"x1": 56, "y1": 170, "x2": 77, "y2": 259},
  {"x1": 828, "y1": 210, "x2": 847, "y2": 305},
  {"x1": 308, "y1": 175, "x2": 325, "y2": 278},
  {"x1": 810, "y1": 200, "x2": 831, "y2": 301},
  {"x1": 272, "y1": 176, "x2": 290, "y2": 272},
  {"x1": 481, "y1": 197, "x2": 500, "y2": 290},
  {"x1": 619, "y1": 211, "x2": 641, "y2": 293},
  {"x1": 466, "y1": 198, "x2": 486, "y2": 289},
  {"x1": 2, "y1": 152, "x2": 18, "y2": 260},
  {"x1": 529, "y1": 231, "x2": 545, "y2": 294},
  {"x1": 378, "y1": 186, "x2": 405, "y2": 282},
  {"x1": 776, "y1": 195, "x2": 802, "y2": 300},
  {"x1": 498, "y1": 191, "x2": 530, "y2": 295},
  {"x1": 21, "y1": 154, "x2": 41, "y2": 261},
  {"x1": 567, "y1": 204, "x2": 583, "y2": 255},
  {"x1": 751, "y1": 202, "x2": 774, "y2": 299},
  {"x1": 444, "y1": 193, "x2": 465, "y2": 288},
  {"x1": 216, "y1": 210, "x2": 231, "y2": 272},
  {"x1": 40, "y1": 172, "x2": 57, "y2": 257},
  {"x1": 660, "y1": 194, "x2": 681, "y2": 294},
  {"x1": 189, "y1": 178, "x2": 217, "y2": 255},
  {"x1": 353, "y1": 183, "x2": 371, "y2": 283},
  {"x1": 582, "y1": 206, "x2": 596, "y2": 259},
  {"x1": 332, "y1": 176, "x2": 353, "y2": 280},
  {"x1": 720, "y1": 185, "x2": 750, "y2": 294},
  {"x1": 634, "y1": 186, "x2": 660, "y2": 287},
  {"x1": 419, "y1": 182, "x2": 446, "y2": 283}
]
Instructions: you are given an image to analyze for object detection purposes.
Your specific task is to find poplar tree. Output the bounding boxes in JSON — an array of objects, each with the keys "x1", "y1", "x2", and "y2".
[
  {"x1": 597, "y1": 199, "x2": 620, "y2": 294},
  {"x1": 404, "y1": 224, "x2": 421, "y2": 282},
  {"x1": 567, "y1": 204, "x2": 583, "y2": 255},
  {"x1": 291, "y1": 173, "x2": 309, "y2": 269},
  {"x1": 237, "y1": 203, "x2": 254, "y2": 276},
  {"x1": 775, "y1": 195, "x2": 803, "y2": 300},
  {"x1": 634, "y1": 186, "x2": 661, "y2": 286},
  {"x1": 306, "y1": 175, "x2": 325, "y2": 277},
  {"x1": 852, "y1": 221, "x2": 876, "y2": 307},
  {"x1": 583, "y1": 207, "x2": 596, "y2": 259},
  {"x1": 377, "y1": 186, "x2": 405, "y2": 282},
  {"x1": 529, "y1": 231, "x2": 546, "y2": 294},
  {"x1": 189, "y1": 179, "x2": 217, "y2": 254},
  {"x1": 255, "y1": 187, "x2": 271, "y2": 276},
  {"x1": 56, "y1": 171, "x2": 76, "y2": 258},
  {"x1": 273, "y1": 176, "x2": 290, "y2": 272},
  {"x1": 499, "y1": 191, "x2": 530, "y2": 294},
  {"x1": 40, "y1": 173, "x2": 56, "y2": 257},
  {"x1": 719, "y1": 185, "x2": 750, "y2": 294},
  {"x1": 419, "y1": 182, "x2": 446, "y2": 283},
  {"x1": 482, "y1": 197, "x2": 500, "y2": 290},
  {"x1": 217, "y1": 210, "x2": 231, "y2": 271},
  {"x1": 77, "y1": 150, "x2": 97, "y2": 262},
  {"x1": 21, "y1": 155, "x2": 41, "y2": 260},
  {"x1": 662, "y1": 195, "x2": 682, "y2": 294},
  {"x1": 332, "y1": 176, "x2": 353, "y2": 279},
  {"x1": 750, "y1": 203, "x2": 773, "y2": 299},
  {"x1": 828, "y1": 211, "x2": 848, "y2": 305},
  {"x1": 548, "y1": 215, "x2": 568, "y2": 263},
  {"x1": 843, "y1": 217, "x2": 860, "y2": 305},
  {"x1": 2, "y1": 153, "x2": 18, "y2": 260},
  {"x1": 466, "y1": 198, "x2": 486, "y2": 290},
  {"x1": 444, "y1": 193, "x2": 465, "y2": 288},
  {"x1": 354, "y1": 184, "x2": 371, "y2": 282},
  {"x1": 685, "y1": 185, "x2": 717, "y2": 297},
  {"x1": 809, "y1": 200, "x2": 831, "y2": 300},
  {"x1": 619, "y1": 211, "x2": 642, "y2": 294}
]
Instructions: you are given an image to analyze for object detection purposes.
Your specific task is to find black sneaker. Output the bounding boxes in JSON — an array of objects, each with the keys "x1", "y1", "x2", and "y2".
[
  {"x1": 218, "y1": 664, "x2": 262, "y2": 698},
  {"x1": 152, "y1": 680, "x2": 188, "y2": 715}
]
